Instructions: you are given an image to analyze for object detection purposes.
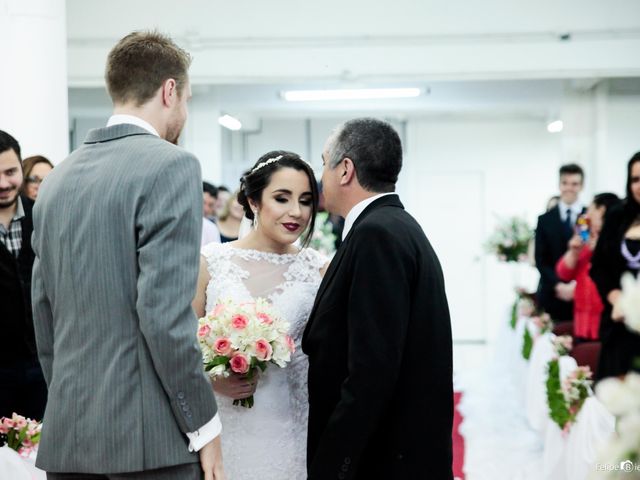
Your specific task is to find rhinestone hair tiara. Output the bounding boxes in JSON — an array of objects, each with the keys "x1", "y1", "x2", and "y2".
[{"x1": 250, "y1": 155, "x2": 283, "y2": 174}]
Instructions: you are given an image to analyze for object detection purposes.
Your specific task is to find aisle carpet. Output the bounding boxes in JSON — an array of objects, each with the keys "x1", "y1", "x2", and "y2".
[{"x1": 453, "y1": 392, "x2": 465, "y2": 479}]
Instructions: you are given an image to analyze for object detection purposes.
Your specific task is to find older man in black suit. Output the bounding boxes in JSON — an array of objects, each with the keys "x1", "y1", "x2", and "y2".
[{"x1": 303, "y1": 118, "x2": 453, "y2": 480}]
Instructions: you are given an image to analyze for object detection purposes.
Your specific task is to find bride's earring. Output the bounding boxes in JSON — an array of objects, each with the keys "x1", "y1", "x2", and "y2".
[{"x1": 252, "y1": 210, "x2": 259, "y2": 230}]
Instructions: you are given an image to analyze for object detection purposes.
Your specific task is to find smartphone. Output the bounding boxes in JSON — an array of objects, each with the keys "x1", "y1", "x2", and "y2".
[{"x1": 576, "y1": 213, "x2": 590, "y2": 242}]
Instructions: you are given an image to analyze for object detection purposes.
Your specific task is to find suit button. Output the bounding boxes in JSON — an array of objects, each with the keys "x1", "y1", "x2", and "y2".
[
  {"x1": 341, "y1": 465, "x2": 348, "y2": 472},
  {"x1": 177, "y1": 392, "x2": 185, "y2": 400},
  {"x1": 396, "y1": 453, "x2": 404, "y2": 460},
  {"x1": 179, "y1": 399, "x2": 186, "y2": 405},
  {"x1": 344, "y1": 457, "x2": 351, "y2": 465},
  {"x1": 186, "y1": 412, "x2": 193, "y2": 418},
  {"x1": 337, "y1": 474, "x2": 345, "y2": 480}
]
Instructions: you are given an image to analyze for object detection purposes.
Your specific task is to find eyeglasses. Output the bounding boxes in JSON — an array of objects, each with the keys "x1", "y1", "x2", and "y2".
[{"x1": 25, "y1": 176, "x2": 44, "y2": 185}]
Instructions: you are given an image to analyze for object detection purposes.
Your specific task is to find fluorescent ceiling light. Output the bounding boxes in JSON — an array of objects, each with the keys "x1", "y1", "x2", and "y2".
[
  {"x1": 282, "y1": 88, "x2": 421, "y2": 102},
  {"x1": 547, "y1": 120, "x2": 563, "y2": 133},
  {"x1": 218, "y1": 114, "x2": 242, "y2": 130}
]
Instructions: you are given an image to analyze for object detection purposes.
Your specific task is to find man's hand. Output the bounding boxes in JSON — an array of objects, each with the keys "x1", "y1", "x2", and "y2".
[
  {"x1": 200, "y1": 436, "x2": 225, "y2": 480},
  {"x1": 211, "y1": 372, "x2": 259, "y2": 400},
  {"x1": 555, "y1": 281, "x2": 576, "y2": 302}
]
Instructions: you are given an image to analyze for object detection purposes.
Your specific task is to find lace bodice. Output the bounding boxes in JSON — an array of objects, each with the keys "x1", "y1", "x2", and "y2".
[{"x1": 200, "y1": 242, "x2": 326, "y2": 479}]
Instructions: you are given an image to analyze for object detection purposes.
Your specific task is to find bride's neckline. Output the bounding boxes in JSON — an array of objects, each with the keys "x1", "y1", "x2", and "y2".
[{"x1": 224, "y1": 243, "x2": 301, "y2": 259}]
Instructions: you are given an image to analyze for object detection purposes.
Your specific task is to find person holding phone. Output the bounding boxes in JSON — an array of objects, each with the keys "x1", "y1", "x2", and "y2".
[{"x1": 556, "y1": 193, "x2": 621, "y2": 342}]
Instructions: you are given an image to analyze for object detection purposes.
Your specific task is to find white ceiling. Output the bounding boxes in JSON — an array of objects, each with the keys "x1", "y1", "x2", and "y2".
[{"x1": 65, "y1": 0, "x2": 640, "y2": 118}]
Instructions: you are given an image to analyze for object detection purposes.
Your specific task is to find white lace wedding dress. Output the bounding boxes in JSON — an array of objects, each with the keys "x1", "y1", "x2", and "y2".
[{"x1": 200, "y1": 242, "x2": 326, "y2": 480}]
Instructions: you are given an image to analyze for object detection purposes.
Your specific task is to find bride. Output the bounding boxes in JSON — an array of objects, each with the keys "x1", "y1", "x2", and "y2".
[{"x1": 192, "y1": 151, "x2": 328, "y2": 479}]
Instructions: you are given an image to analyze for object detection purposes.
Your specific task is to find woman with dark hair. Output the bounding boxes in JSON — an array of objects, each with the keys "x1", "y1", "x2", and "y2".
[
  {"x1": 21, "y1": 155, "x2": 54, "y2": 201},
  {"x1": 556, "y1": 192, "x2": 620, "y2": 342},
  {"x1": 191, "y1": 150, "x2": 328, "y2": 479},
  {"x1": 590, "y1": 151, "x2": 640, "y2": 379}
]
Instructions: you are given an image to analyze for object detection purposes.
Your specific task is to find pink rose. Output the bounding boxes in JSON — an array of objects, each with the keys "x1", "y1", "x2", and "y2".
[
  {"x1": 198, "y1": 325, "x2": 211, "y2": 338},
  {"x1": 254, "y1": 339, "x2": 273, "y2": 361},
  {"x1": 230, "y1": 353, "x2": 250, "y2": 374},
  {"x1": 0, "y1": 424, "x2": 8, "y2": 435},
  {"x1": 231, "y1": 314, "x2": 249, "y2": 330},
  {"x1": 285, "y1": 335, "x2": 296, "y2": 353},
  {"x1": 257, "y1": 313, "x2": 273, "y2": 325},
  {"x1": 214, "y1": 337, "x2": 233, "y2": 356}
]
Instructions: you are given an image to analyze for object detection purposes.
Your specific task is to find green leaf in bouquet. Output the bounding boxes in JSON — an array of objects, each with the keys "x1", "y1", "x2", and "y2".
[{"x1": 205, "y1": 356, "x2": 230, "y2": 370}]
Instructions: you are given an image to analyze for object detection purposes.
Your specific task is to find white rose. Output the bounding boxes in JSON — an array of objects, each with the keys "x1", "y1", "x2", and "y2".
[
  {"x1": 597, "y1": 377, "x2": 640, "y2": 416},
  {"x1": 208, "y1": 364, "x2": 228, "y2": 378}
]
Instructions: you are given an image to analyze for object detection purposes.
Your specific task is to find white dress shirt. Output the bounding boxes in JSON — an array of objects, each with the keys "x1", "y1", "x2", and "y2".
[
  {"x1": 558, "y1": 199, "x2": 584, "y2": 226},
  {"x1": 342, "y1": 192, "x2": 396, "y2": 241},
  {"x1": 202, "y1": 218, "x2": 222, "y2": 246},
  {"x1": 107, "y1": 114, "x2": 222, "y2": 452}
]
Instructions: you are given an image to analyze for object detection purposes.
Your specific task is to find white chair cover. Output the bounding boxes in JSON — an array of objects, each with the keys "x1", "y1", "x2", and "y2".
[{"x1": 525, "y1": 332, "x2": 555, "y2": 432}]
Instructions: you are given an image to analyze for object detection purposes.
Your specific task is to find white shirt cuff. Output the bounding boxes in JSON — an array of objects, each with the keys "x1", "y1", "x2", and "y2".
[{"x1": 186, "y1": 413, "x2": 222, "y2": 452}]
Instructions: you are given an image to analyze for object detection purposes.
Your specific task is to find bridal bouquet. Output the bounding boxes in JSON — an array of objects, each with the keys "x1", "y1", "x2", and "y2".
[
  {"x1": 198, "y1": 298, "x2": 295, "y2": 408},
  {"x1": 0, "y1": 413, "x2": 42, "y2": 457}
]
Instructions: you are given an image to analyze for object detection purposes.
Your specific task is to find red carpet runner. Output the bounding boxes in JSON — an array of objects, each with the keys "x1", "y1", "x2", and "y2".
[{"x1": 453, "y1": 392, "x2": 465, "y2": 479}]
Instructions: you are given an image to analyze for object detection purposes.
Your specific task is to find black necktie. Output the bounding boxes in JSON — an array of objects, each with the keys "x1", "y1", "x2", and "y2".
[{"x1": 564, "y1": 208, "x2": 573, "y2": 235}]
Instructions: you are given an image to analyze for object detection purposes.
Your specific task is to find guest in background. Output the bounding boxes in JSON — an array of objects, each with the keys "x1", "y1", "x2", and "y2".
[
  {"x1": 546, "y1": 194, "x2": 560, "y2": 212},
  {"x1": 202, "y1": 182, "x2": 221, "y2": 245},
  {"x1": 215, "y1": 185, "x2": 231, "y2": 219},
  {"x1": 529, "y1": 194, "x2": 563, "y2": 267},
  {"x1": 217, "y1": 190, "x2": 243, "y2": 243},
  {"x1": 21, "y1": 155, "x2": 54, "y2": 201},
  {"x1": 203, "y1": 181, "x2": 218, "y2": 222},
  {"x1": 591, "y1": 152, "x2": 640, "y2": 379},
  {"x1": 535, "y1": 164, "x2": 585, "y2": 321},
  {"x1": 556, "y1": 193, "x2": 621, "y2": 342},
  {"x1": 0, "y1": 130, "x2": 47, "y2": 420}
]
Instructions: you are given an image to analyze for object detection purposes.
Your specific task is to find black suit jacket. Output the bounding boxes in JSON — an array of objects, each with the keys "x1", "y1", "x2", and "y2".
[
  {"x1": 534, "y1": 205, "x2": 579, "y2": 321},
  {"x1": 0, "y1": 195, "x2": 37, "y2": 365},
  {"x1": 302, "y1": 195, "x2": 453, "y2": 480}
]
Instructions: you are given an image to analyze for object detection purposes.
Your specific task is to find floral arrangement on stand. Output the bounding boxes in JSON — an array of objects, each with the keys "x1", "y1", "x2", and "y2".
[
  {"x1": 511, "y1": 287, "x2": 537, "y2": 330},
  {"x1": 309, "y1": 212, "x2": 337, "y2": 257},
  {"x1": 198, "y1": 298, "x2": 295, "y2": 408},
  {"x1": 546, "y1": 363, "x2": 593, "y2": 434},
  {"x1": 485, "y1": 215, "x2": 533, "y2": 263},
  {"x1": 522, "y1": 312, "x2": 553, "y2": 360},
  {"x1": 0, "y1": 412, "x2": 42, "y2": 457}
]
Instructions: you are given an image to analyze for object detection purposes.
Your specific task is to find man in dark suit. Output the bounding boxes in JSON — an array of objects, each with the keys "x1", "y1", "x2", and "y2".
[
  {"x1": 302, "y1": 118, "x2": 453, "y2": 479},
  {"x1": 535, "y1": 163, "x2": 585, "y2": 321},
  {"x1": 0, "y1": 129, "x2": 47, "y2": 421}
]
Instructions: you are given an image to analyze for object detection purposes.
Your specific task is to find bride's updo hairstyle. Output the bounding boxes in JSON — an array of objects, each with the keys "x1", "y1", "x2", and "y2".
[{"x1": 238, "y1": 150, "x2": 319, "y2": 247}]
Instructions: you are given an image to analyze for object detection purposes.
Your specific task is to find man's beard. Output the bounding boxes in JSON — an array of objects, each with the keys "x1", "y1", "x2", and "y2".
[{"x1": 0, "y1": 188, "x2": 18, "y2": 209}]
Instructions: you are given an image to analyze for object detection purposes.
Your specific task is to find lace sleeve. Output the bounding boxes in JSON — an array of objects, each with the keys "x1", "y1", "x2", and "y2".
[{"x1": 300, "y1": 247, "x2": 329, "y2": 274}]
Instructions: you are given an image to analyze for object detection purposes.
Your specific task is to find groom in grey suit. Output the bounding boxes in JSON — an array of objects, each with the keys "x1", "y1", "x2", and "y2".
[{"x1": 31, "y1": 32, "x2": 225, "y2": 480}]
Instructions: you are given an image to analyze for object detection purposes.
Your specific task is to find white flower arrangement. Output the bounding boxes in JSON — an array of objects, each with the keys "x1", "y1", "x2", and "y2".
[{"x1": 485, "y1": 216, "x2": 533, "y2": 263}]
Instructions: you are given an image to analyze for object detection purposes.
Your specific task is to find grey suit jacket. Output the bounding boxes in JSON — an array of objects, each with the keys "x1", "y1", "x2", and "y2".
[{"x1": 31, "y1": 124, "x2": 218, "y2": 473}]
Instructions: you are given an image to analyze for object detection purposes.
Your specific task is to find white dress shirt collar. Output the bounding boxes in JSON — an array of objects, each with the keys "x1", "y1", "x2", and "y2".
[
  {"x1": 342, "y1": 192, "x2": 396, "y2": 241},
  {"x1": 107, "y1": 114, "x2": 160, "y2": 137},
  {"x1": 558, "y1": 199, "x2": 584, "y2": 222}
]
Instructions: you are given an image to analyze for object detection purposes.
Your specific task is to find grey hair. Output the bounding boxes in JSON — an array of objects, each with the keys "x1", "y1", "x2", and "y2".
[{"x1": 324, "y1": 118, "x2": 402, "y2": 193}]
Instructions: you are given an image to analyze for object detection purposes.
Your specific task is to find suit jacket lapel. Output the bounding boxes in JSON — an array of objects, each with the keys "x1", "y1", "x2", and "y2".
[{"x1": 304, "y1": 195, "x2": 404, "y2": 336}]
